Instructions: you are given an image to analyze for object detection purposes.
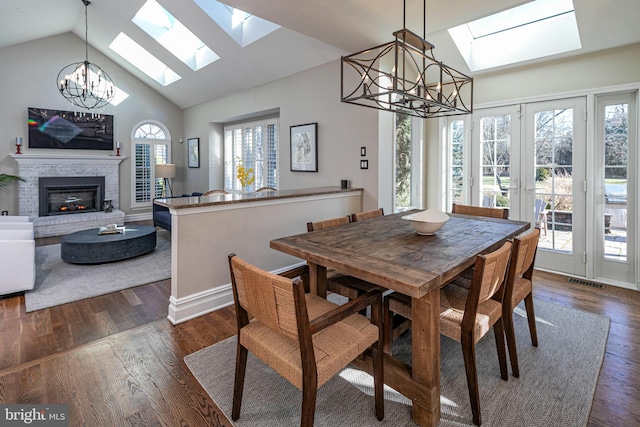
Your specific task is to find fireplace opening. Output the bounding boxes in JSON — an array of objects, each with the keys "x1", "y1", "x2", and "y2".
[{"x1": 39, "y1": 177, "x2": 105, "y2": 217}]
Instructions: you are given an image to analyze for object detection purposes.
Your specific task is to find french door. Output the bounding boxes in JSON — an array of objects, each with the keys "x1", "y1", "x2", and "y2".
[
  {"x1": 594, "y1": 93, "x2": 636, "y2": 285},
  {"x1": 470, "y1": 98, "x2": 587, "y2": 276},
  {"x1": 523, "y1": 98, "x2": 587, "y2": 276}
]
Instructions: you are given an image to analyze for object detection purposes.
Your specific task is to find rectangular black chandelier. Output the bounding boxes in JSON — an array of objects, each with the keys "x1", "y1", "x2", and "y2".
[{"x1": 341, "y1": 28, "x2": 473, "y2": 119}]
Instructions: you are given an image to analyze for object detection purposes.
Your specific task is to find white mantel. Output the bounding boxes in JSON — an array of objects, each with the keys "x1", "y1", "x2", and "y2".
[
  {"x1": 11, "y1": 153, "x2": 126, "y2": 165},
  {"x1": 12, "y1": 154, "x2": 127, "y2": 237}
]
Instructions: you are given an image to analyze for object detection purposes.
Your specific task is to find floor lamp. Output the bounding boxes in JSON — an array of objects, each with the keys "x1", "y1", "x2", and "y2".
[{"x1": 156, "y1": 164, "x2": 176, "y2": 198}]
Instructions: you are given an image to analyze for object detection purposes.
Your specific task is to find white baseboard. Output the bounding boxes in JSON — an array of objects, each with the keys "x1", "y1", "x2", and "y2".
[
  {"x1": 167, "y1": 284, "x2": 234, "y2": 325},
  {"x1": 166, "y1": 261, "x2": 306, "y2": 325}
]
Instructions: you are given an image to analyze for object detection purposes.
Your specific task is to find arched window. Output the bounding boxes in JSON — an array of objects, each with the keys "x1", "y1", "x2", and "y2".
[{"x1": 131, "y1": 121, "x2": 172, "y2": 209}]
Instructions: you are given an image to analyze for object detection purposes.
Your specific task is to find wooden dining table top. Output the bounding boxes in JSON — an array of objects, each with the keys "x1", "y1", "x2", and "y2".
[{"x1": 270, "y1": 211, "x2": 531, "y2": 299}]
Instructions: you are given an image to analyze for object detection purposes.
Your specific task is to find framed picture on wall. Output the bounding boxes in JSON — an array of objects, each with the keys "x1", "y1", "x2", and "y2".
[
  {"x1": 188, "y1": 138, "x2": 200, "y2": 168},
  {"x1": 290, "y1": 122, "x2": 318, "y2": 172}
]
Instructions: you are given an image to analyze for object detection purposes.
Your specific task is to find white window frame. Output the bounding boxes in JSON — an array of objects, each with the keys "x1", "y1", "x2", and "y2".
[
  {"x1": 444, "y1": 116, "x2": 471, "y2": 210},
  {"x1": 130, "y1": 120, "x2": 171, "y2": 209},
  {"x1": 224, "y1": 117, "x2": 279, "y2": 192}
]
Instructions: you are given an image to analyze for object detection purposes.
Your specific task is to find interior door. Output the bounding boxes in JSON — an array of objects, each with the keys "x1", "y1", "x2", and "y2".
[{"x1": 524, "y1": 97, "x2": 587, "y2": 276}]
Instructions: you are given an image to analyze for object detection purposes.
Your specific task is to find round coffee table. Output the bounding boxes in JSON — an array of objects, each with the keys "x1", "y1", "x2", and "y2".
[{"x1": 61, "y1": 225, "x2": 157, "y2": 264}]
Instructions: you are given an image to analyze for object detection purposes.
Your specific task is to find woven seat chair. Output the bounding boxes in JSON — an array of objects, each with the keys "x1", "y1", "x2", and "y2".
[
  {"x1": 503, "y1": 227, "x2": 541, "y2": 377},
  {"x1": 306, "y1": 216, "x2": 383, "y2": 300},
  {"x1": 452, "y1": 203, "x2": 509, "y2": 219},
  {"x1": 228, "y1": 254, "x2": 384, "y2": 426},
  {"x1": 350, "y1": 208, "x2": 384, "y2": 223},
  {"x1": 450, "y1": 203, "x2": 509, "y2": 285},
  {"x1": 384, "y1": 241, "x2": 512, "y2": 426}
]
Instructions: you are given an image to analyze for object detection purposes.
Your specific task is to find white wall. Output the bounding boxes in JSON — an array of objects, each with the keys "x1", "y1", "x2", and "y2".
[
  {"x1": 425, "y1": 43, "x2": 640, "y2": 208},
  {"x1": 183, "y1": 60, "x2": 381, "y2": 211},
  {"x1": 0, "y1": 33, "x2": 184, "y2": 216}
]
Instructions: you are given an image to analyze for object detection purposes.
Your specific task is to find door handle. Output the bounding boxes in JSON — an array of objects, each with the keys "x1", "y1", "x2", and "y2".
[{"x1": 509, "y1": 178, "x2": 518, "y2": 190}]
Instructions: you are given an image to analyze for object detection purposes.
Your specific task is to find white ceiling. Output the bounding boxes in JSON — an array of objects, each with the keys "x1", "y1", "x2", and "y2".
[{"x1": 2, "y1": 0, "x2": 639, "y2": 109}]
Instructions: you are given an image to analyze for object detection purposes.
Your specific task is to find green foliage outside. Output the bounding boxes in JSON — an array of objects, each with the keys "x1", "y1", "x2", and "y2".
[{"x1": 395, "y1": 113, "x2": 412, "y2": 208}]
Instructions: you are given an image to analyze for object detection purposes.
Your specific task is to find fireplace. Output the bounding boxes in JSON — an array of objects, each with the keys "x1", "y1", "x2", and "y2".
[{"x1": 39, "y1": 176, "x2": 105, "y2": 217}]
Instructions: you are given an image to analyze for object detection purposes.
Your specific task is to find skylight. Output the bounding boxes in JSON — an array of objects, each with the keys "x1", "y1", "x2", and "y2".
[
  {"x1": 449, "y1": 0, "x2": 581, "y2": 72},
  {"x1": 193, "y1": 0, "x2": 280, "y2": 48},
  {"x1": 132, "y1": 0, "x2": 219, "y2": 71},
  {"x1": 109, "y1": 33, "x2": 181, "y2": 87}
]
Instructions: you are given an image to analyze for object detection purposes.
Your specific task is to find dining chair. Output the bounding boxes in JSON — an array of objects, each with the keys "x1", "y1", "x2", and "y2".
[
  {"x1": 452, "y1": 203, "x2": 509, "y2": 219},
  {"x1": 306, "y1": 216, "x2": 383, "y2": 300},
  {"x1": 503, "y1": 227, "x2": 541, "y2": 378},
  {"x1": 534, "y1": 199, "x2": 548, "y2": 235},
  {"x1": 350, "y1": 208, "x2": 384, "y2": 222},
  {"x1": 256, "y1": 186, "x2": 277, "y2": 192},
  {"x1": 384, "y1": 241, "x2": 512, "y2": 426},
  {"x1": 227, "y1": 254, "x2": 384, "y2": 426},
  {"x1": 202, "y1": 189, "x2": 229, "y2": 196}
]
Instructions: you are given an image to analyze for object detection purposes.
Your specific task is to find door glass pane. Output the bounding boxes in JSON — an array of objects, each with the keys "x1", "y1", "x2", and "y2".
[
  {"x1": 449, "y1": 120, "x2": 464, "y2": 205},
  {"x1": 480, "y1": 116, "x2": 510, "y2": 208},
  {"x1": 395, "y1": 113, "x2": 412, "y2": 210},
  {"x1": 603, "y1": 103, "x2": 628, "y2": 261},
  {"x1": 535, "y1": 108, "x2": 574, "y2": 253}
]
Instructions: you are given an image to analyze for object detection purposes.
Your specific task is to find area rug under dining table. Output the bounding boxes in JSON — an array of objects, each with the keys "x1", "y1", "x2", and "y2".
[{"x1": 185, "y1": 298, "x2": 610, "y2": 426}]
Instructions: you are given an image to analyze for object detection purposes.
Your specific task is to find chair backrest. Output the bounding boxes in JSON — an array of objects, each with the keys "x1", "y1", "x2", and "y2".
[
  {"x1": 503, "y1": 228, "x2": 541, "y2": 308},
  {"x1": 534, "y1": 199, "x2": 546, "y2": 217},
  {"x1": 256, "y1": 187, "x2": 277, "y2": 192},
  {"x1": 202, "y1": 189, "x2": 229, "y2": 196},
  {"x1": 452, "y1": 203, "x2": 509, "y2": 219},
  {"x1": 511, "y1": 228, "x2": 540, "y2": 278},
  {"x1": 306, "y1": 216, "x2": 350, "y2": 232},
  {"x1": 351, "y1": 208, "x2": 384, "y2": 222},
  {"x1": 471, "y1": 241, "x2": 512, "y2": 305},
  {"x1": 228, "y1": 254, "x2": 303, "y2": 340}
]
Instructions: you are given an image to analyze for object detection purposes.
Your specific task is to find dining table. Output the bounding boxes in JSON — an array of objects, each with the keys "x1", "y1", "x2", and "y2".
[{"x1": 270, "y1": 210, "x2": 530, "y2": 426}]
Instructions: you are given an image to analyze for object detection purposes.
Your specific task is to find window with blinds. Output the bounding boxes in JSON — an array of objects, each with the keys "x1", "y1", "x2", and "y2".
[
  {"x1": 224, "y1": 118, "x2": 279, "y2": 191},
  {"x1": 131, "y1": 122, "x2": 171, "y2": 209}
]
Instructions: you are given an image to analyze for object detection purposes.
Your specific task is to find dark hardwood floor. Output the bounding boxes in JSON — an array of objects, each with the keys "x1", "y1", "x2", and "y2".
[{"x1": 1, "y1": 235, "x2": 639, "y2": 426}]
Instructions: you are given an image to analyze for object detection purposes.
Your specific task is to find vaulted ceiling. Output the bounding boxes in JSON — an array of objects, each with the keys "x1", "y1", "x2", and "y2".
[{"x1": 2, "y1": 0, "x2": 639, "y2": 109}]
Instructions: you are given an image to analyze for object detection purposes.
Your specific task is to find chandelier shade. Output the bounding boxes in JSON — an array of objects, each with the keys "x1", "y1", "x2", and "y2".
[
  {"x1": 58, "y1": 0, "x2": 115, "y2": 111},
  {"x1": 341, "y1": 3, "x2": 473, "y2": 119}
]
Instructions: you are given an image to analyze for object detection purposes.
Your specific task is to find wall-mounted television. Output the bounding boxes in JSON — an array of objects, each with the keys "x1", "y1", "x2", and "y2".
[{"x1": 28, "y1": 107, "x2": 114, "y2": 150}]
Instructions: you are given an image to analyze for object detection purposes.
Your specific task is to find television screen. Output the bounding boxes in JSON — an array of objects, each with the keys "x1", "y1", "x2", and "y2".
[{"x1": 28, "y1": 107, "x2": 113, "y2": 150}]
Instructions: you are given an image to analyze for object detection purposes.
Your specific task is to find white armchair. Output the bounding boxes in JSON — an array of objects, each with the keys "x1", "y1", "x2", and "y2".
[
  {"x1": 0, "y1": 215, "x2": 29, "y2": 223},
  {"x1": 0, "y1": 221, "x2": 36, "y2": 295}
]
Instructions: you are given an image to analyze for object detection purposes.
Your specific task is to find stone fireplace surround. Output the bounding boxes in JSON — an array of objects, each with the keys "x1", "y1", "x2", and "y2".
[{"x1": 11, "y1": 154, "x2": 126, "y2": 238}]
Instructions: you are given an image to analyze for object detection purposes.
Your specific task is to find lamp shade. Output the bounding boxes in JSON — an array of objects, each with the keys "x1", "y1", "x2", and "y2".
[{"x1": 156, "y1": 163, "x2": 176, "y2": 179}]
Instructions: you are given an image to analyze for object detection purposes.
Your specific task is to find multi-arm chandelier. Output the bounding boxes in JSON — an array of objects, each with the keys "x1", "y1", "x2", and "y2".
[
  {"x1": 58, "y1": 0, "x2": 115, "y2": 112},
  {"x1": 341, "y1": 0, "x2": 473, "y2": 119}
]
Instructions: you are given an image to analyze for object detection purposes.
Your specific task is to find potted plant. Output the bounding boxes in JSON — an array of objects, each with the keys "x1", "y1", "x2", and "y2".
[{"x1": 0, "y1": 173, "x2": 25, "y2": 191}]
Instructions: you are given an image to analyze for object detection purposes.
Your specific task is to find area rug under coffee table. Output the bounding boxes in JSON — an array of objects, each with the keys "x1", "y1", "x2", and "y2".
[
  {"x1": 185, "y1": 299, "x2": 610, "y2": 426},
  {"x1": 26, "y1": 229, "x2": 171, "y2": 312}
]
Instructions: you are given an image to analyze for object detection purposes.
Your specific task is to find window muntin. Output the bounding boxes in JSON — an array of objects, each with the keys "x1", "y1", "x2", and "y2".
[
  {"x1": 224, "y1": 118, "x2": 279, "y2": 191},
  {"x1": 132, "y1": 122, "x2": 171, "y2": 208}
]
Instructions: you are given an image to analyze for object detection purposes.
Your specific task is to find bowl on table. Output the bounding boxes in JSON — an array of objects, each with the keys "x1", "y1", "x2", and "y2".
[{"x1": 401, "y1": 208, "x2": 450, "y2": 235}]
